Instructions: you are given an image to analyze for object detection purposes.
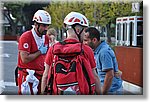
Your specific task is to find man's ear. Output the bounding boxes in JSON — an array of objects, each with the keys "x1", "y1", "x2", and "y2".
[
  {"x1": 92, "y1": 38, "x2": 97, "y2": 43},
  {"x1": 76, "y1": 28, "x2": 80, "y2": 33},
  {"x1": 34, "y1": 22, "x2": 39, "y2": 27}
]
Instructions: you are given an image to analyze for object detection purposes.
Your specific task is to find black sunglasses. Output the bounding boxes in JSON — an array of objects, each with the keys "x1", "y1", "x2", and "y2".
[
  {"x1": 37, "y1": 23, "x2": 49, "y2": 27},
  {"x1": 41, "y1": 24, "x2": 49, "y2": 27}
]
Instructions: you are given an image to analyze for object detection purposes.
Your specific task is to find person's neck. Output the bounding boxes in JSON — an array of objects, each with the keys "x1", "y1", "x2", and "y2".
[
  {"x1": 67, "y1": 35, "x2": 79, "y2": 40},
  {"x1": 66, "y1": 30, "x2": 79, "y2": 41},
  {"x1": 94, "y1": 41, "x2": 101, "y2": 51}
]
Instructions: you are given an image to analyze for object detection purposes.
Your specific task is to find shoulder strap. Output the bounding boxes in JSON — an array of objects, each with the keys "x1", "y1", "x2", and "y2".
[
  {"x1": 78, "y1": 50, "x2": 92, "y2": 94},
  {"x1": 81, "y1": 61, "x2": 92, "y2": 94},
  {"x1": 46, "y1": 55, "x2": 56, "y2": 95}
]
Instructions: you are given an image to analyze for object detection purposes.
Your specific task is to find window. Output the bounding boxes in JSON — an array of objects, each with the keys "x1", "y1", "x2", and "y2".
[
  {"x1": 129, "y1": 22, "x2": 134, "y2": 46},
  {"x1": 137, "y1": 22, "x2": 143, "y2": 35},
  {"x1": 116, "y1": 23, "x2": 122, "y2": 45},
  {"x1": 117, "y1": 23, "x2": 121, "y2": 40},
  {"x1": 137, "y1": 21, "x2": 143, "y2": 47},
  {"x1": 123, "y1": 23, "x2": 127, "y2": 41}
]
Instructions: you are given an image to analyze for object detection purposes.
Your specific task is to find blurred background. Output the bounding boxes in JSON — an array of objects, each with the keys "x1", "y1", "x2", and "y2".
[
  {"x1": 0, "y1": 0, "x2": 143, "y2": 95},
  {"x1": 1, "y1": 0, "x2": 143, "y2": 43}
]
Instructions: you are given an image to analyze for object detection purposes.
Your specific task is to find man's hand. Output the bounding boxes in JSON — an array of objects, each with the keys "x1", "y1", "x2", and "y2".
[
  {"x1": 114, "y1": 70, "x2": 122, "y2": 78},
  {"x1": 39, "y1": 43, "x2": 48, "y2": 54}
]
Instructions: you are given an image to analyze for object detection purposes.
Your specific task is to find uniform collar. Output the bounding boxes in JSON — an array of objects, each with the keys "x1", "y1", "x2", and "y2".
[
  {"x1": 94, "y1": 41, "x2": 106, "y2": 54},
  {"x1": 31, "y1": 27, "x2": 41, "y2": 39},
  {"x1": 31, "y1": 27, "x2": 45, "y2": 49},
  {"x1": 64, "y1": 38, "x2": 80, "y2": 43}
]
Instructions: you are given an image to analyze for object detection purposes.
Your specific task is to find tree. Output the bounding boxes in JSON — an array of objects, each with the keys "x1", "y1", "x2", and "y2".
[
  {"x1": 3, "y1": 0, "x2": 142, "y2": 37},
  {"x1": 45, "y1": 1, "x2": 84, "y2": 40},
  {"x1": 45, "y1": 1, "x2": 84, "y2": 28},
  {"x1": 3, "y1": 1, "x2": 49, "y2": 36},
  {"x1": 3, "y1": 2, "x2": 26, "y2": 36},
  {"x1": 103, "y1": 1, "x2": 143, "y2": 43},
  {"x1": 44, "y1": 0, "x2": 142, "y2": 41},
  {"x1": 22, "y1": 3, "x2": 49, "y2": 30}
]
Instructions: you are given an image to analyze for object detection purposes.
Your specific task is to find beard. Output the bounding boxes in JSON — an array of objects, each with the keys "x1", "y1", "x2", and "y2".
[
  {"x1": 89, "y1": 42, "x2": 95, "y2": 50},
  {"x1": 41, "y1": 30, "x2": 47, "y2": 35}
]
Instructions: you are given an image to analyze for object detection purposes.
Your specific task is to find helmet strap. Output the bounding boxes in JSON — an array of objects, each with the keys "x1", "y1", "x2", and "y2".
[
  {"x1": 37, "y1": 24, "x2": 41, "y2": 36},
  {"x1": 64, "y1": 28, "x2": 68, "y2": 38},
  {"x1": 72, "y1": 25, "x2": 84, "y2": 42},
  {"x1": 36, "y1": 23, "x2": 47, "y2": 37}
]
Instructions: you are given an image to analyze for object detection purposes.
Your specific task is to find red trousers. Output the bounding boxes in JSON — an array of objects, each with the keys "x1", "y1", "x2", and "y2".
[{"x1": 17, "y1": 70, "x2": 42, "y2": 95}]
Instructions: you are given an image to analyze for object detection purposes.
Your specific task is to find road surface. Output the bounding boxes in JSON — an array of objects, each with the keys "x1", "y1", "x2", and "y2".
[{"x1": 0, "y1": 41, "x2": 18, "y2": 95}]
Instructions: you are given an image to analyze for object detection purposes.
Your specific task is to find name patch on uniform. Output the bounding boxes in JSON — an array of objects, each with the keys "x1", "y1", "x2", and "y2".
[{"x1": 23, "y1": 43, "x2": 29, "y2": 49}]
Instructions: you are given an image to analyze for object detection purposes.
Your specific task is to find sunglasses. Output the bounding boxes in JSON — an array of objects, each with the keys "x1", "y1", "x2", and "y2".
[
  {"x1": 37, "y1": 23, "x2": 49, "y2": 27},
  {"x1": 41, "y1": 24, "x2": 49, "y2": 27}
]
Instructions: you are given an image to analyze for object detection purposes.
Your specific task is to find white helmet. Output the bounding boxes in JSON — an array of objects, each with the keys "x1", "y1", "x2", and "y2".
[
  {"x1": 32, "y1": 10, "x2": 51, "y2": 25},
  {"x1": 64, "y1": 12, "x2": 89, "y2": 27}
]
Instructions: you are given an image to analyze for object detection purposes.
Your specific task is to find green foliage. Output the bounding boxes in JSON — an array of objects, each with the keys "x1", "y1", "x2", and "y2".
[
  {"x1": 45, "y1": 0, "x2": 142, "y2": 29},
  {"x1": 3, "y1": 2, "x2": 28, "y2": 35},
  {"x1": 3, "y1": 0, "x2": 143, "y2": 36}
]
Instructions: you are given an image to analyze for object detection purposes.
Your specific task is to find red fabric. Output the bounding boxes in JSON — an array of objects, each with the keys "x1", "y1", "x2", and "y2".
[
  {"x1": 76, "y1": 56, "x2": 95, "y2": 94},
  {"x1": 45, "y1": 39, "x2": 96, "y2": 94},
  {"x1": 17, "y1": 30, "x2": 49, "y2": 71},
  {"x1": 17, "y1": 30, "x2": 49, "y2": 94},
  {"x1": 53, "y1": 43, "x2": 82, "y2": 55},
  {"x1": 45, "y1": 39, "x2": 96, "y2": 69}
]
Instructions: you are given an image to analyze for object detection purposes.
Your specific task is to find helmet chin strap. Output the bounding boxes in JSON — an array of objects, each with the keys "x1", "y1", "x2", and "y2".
[
  {"x1": 64, "y1": 28, "x2": 68, "y2": 38},
  {"x1": 37, "y1": 24, "x2": 42, "y2": 37},
  {"x1": 41, "y1": 30, "x2": 47, "y2": 35},
  {"x1": 37, "y1": 24, "x2": 47, "y2": 38},
  {"x1": 72, "y1": 26, "x2": 84, "y2": 42}
]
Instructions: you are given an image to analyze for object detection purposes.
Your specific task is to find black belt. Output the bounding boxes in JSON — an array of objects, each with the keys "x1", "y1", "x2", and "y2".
[
  {"x1": 17, "y1": 67, "x2": 43, "y2": 77},
  {"x1": 15, "y1": 67, "x2": 43, "y2": 86}
]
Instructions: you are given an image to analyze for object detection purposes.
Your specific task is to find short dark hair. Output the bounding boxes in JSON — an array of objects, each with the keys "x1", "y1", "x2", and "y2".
[{"x1": 85, "y1": 27, "x2": 100, "y2": 41}]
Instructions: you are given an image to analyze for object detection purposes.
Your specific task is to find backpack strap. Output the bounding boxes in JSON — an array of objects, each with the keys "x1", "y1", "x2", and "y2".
[
  {"x1": 78, "y1": 49, "x2": 92, "y2": 94},
  {"x1": 46, "y1": 68, "x2": 54, "y2": 94},
  {"x1": 15, "y1": 66, "x2": 19, "y2": 86},
  {"x1": 46, "y1": 55, "x2": 56, "y2": 95},
  {"x1": 81, "y1": 61, "x2": 92, "y2": 94}
]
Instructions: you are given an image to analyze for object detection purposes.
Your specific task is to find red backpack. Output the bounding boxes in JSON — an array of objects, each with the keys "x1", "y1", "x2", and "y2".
[{"x1": 46, "y1": 41, "x2": 96, "y2": 95}]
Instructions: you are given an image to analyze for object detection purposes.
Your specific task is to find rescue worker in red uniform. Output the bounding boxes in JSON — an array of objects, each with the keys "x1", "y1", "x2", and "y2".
[
  {"x1": 41, "y1": 12, "x2": 101, "y2": 95},
  {"x1": 17, "y1": 10, "x2": 51, "y2": 95}
]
